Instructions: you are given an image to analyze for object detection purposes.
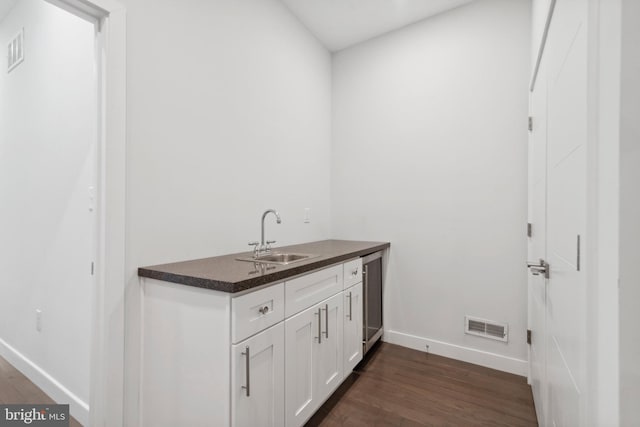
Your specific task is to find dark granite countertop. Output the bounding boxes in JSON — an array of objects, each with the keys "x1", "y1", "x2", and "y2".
[{"x1": 138, "y1": 239, "x2": 390, "y2": 293}]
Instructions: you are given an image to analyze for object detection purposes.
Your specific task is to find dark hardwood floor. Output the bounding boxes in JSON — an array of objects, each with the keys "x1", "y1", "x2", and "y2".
[
  {"x1": 1, "y1": 343, "x2": 537, "y2": 427},
  {"x1": 307, "y1": 342, "x2": 538, "y2": 427},
  {"x1": 0, "y1": 355, "x2": 82, "y2": 427}
]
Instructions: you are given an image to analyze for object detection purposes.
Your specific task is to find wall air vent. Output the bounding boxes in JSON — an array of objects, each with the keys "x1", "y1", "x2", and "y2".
[
  {"x1": 465, "y1": 315, "x2": 508, "y2": 342},
  {"x1": 7, "y1": 28, "x2": 24, "y2": 73}
]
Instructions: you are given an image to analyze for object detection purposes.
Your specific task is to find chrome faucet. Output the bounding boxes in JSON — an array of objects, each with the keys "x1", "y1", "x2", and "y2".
[{"x1": 248, "y1": 209, "x2": 281, "y2": 257}]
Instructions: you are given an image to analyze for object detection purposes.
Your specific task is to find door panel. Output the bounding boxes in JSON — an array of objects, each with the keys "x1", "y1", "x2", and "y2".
[
  {"x1": 285, "y1": 305, "x2": 318, "y2": 427},
  {"x1": 316, "y1": 293, "x2": 344, "y2": 400},
  {"x1": 343, "y1": 282, "x2": 363, "y2": 377},
  {"x1": 232, "y1": 322, "x2": 285, "y2": 427}
]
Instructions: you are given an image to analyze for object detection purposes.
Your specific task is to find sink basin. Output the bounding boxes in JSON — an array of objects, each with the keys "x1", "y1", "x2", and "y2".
[{"x1": 236, "y1": 252, "x2": 319, "y2": 265}]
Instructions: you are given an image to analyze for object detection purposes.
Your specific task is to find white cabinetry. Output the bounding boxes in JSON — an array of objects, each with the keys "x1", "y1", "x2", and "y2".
[
  {"x1": 315, "y1": 292, "x2": 344, "y2": 401},
  {"x1": 141, "y1": 257, "x2": 368, "y2": 427},
  {"x1": 343, "y1": 258, "x2": 362, "y2": 289},
  {"x1": 343, "y1": 281, "x2": 363, "y2": 377},
  {"x1": 232, "y1": 322, "x2": 284, "y2": 427},
  {"x1": 284, "y1": 302, "x2": 318, "y2": 426},
  {"x1": 284, "y1": 292, "x2": 343, "y2": 427},
  {"x1": 284, "y1": 264, "x2": 343, "y2": 317},
  {"x1": 231, "y1": 282, "x2": 284, "y2": 343}
]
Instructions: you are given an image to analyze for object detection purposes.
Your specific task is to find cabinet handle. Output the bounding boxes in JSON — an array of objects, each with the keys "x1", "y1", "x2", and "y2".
[
  {"x1": 363, "y1": 265, "x2": 368, "y2": 344},
  {"x1": 323, "y1": 304, "x2": 329, "y2": 338},
  {"x1": 258, "y1": 306, "x2": 269, "y2": 315},
  {"x1": 347, "y1": 292, "x2": 353, "y2": 321},
  {"x1": 352, "y1": 268, "x2": 358, "y2": 276},
  {"x1": 241, "y1": 346, "x2": 250, "y2": 397},
  {"x1": 316, "y1": 308, "x2": 322, "y2": 344}
]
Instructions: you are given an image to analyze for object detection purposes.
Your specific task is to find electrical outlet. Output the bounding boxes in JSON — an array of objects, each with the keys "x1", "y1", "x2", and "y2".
[
  {"x1": 35, "y1": 309, "x2": 42, "y2": 332},
  {"x1": 304, "y1": 208, "x2": 311, "y2": 223}
]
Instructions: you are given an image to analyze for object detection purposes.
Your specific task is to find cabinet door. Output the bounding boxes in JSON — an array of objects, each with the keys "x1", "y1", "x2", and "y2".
[
  {"x1": 284, "y1": 304, "x2": 320, "y2": 427},
  {"x1": 232, "y1": 322, "x2": 284, "y2": 427},
  {"x1": 343, "y1": 282, "x2": 363, "y2": 377},
  {"x1": 315, "y1": 292, "x2": 344, "y2": 402}
]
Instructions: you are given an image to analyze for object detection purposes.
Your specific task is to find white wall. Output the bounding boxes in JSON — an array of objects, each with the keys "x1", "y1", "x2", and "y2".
[
  {"x1": 123, "y1": 0, "x2": 332, "y2": 266},
  {"x1": 619, "y1": 0, "x2": 640, "y2": 423},
  {"x1": 0, "y1": 0, "x2": 96, "y2": 424},
  {"x1": 332, "y1": 0, "x2": 531, "y2": 374},
  {"x1": 120, "y1": 0, "x2": 332, "y2": 424}
]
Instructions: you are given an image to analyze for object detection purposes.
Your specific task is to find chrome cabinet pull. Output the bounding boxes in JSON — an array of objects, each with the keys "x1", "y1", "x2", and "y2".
[
  {"x1": 352, "y1": 268, "x2": 358, "y2": 276},
  {"x1": 258, "y1": 306, "x2": 269, "y2": 315},
  {"x1": 241, "y1": 346, "x2": 250, "y2": 397},
  {"x1": 347, "y1": 292, "x2": 353, "y2": 321},
  {"x1": 316, "y1": 308, "x2": 322, "y2": 344},
  {"x1": 323, "y1": 304, "x2": 329, "y2": 338}
]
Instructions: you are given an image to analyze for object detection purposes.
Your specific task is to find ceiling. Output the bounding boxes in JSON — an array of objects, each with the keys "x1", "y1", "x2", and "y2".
[
  {"x1": 0, "y1": 0, "x2": 17, "y2": 23},
  {"x1": 1, "y1": 1, "x2": 474, "y2": 51},
  {"x1": 279, "y1": 0, "x2": 476, "y2": 52}
]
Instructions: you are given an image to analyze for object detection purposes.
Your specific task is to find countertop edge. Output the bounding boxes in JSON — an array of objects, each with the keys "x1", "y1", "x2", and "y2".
[{"x1": 138, "y1": 241, "x2": 390, "y2": 293}]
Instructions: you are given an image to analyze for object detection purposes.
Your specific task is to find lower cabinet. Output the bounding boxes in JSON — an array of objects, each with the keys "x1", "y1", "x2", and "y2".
[
  {"x1": 343, "y1": 281, "x2": 363, "y2": 377},
  {"x1": 285, "y1": 292, "x2": 343, "y2": 427},
  {"x1": 232, "y1": 322, "x2": 285, "y2": 427},
  {"x1": 142, "y1": 257, "x2": 371, "y2": 427}
]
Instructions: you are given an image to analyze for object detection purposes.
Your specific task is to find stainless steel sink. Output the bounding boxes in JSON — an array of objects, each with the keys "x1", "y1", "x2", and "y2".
[{"x1": 236, "y1": 252, "x2": 319, "y2": 265}]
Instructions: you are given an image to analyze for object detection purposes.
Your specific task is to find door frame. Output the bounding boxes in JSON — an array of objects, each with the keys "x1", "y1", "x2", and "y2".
[{"x1": 44, "y1": 0, "x2": 126, "y2": 425}]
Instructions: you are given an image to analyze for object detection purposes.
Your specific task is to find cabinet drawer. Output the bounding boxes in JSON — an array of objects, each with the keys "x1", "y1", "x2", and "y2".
[
  {"x1": 343, "y1": 258, "x2": 362, "y2": 289},
  {"x1": 285, "y1": 265, "x2": 343, "y2": 317},
  {"x1": 232, "y1": 283, "x2": 284, "y2": 344}
]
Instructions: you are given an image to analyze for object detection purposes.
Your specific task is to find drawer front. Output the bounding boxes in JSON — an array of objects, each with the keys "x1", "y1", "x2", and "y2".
[
  {"x1": 232, "y1": 283, "x2": 284, "y2": 344},
  {"x1": 343, "y1": 258, "x2": 362, "y2": 289},
  {"x1": 285, "y1": 265, "x2": 343, "y2": 317}
]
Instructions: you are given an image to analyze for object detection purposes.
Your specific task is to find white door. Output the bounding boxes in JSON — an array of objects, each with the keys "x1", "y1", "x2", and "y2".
[
  {"x1": 343, "y1": 282, "x2": 363, "y2": 377},
  {"x1": 315, "y1": 292, "x2": 344, "y2": 400},
  {"x1": 528, "y1": 52, "x2": 548, "y2": 426},
  {"x1": 528, "y1": 0, "x2": 588, "y2": 425},
  {"x1": 232, "y1": 322, "x2": 285, "y2": 427},
  {"x1": 285, "y1": 303, "x2": 320, "y2": 427}
]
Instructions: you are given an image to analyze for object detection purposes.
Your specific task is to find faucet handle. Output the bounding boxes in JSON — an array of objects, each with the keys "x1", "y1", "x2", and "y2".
[
  {"x1": 266, "y1": 240, "x2": 276, "y2": 252},
  {"x1": 248, "y1": 241, "x2": 259, "y2": 257}
]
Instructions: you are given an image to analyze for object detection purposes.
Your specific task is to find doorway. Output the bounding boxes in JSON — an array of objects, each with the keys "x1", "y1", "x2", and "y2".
[
  {"x1": 0, "y1": 0, "x2": 97, "y2": 423},
  {"x1": 0, "y1": 0, "x2": 126, "y2": 425}
]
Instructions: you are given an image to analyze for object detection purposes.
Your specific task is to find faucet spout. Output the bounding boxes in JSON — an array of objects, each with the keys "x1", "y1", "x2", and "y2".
[{"x1": 261, "y1": 209, "x2": 281, "y2": 248}]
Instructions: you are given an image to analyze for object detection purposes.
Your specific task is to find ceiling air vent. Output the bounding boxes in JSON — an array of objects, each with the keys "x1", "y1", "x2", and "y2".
[
  {"x1": 465, "y1": 315, "x2": 508, "y2": 342},
  {"x1": 7, "y1": 28, "x2": 24, "y2": 73}
]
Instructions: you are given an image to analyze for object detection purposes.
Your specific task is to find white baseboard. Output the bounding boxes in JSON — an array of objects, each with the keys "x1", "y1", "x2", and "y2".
[
  {"x1": 0, "y1": 337, "x2": 89, "y2": 426},
  {"x1": 384, "y1": 330, "x2": 528, "y2": 376}
]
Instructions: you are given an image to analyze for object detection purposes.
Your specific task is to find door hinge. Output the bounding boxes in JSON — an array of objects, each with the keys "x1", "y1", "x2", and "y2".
[
  {"x1": 527, "y1": 223, "x2": 532, "y2": 238},
  {"x1": 527, "y1": 329, "x2": 532, "y2": 345},
  {"x1": 528, "y1": 116, "x2": 533, "y2": 131}
]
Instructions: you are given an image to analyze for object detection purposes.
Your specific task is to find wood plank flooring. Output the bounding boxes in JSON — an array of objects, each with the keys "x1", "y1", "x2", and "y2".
[
  {"x1": 1, "y1": 343, "x2": 537, "y2": 427},
  {"x1": 0, "y1": 355, "x2": 82, "y2": 427},
  {"x1": 307, "y1": 342, "x2": 538, "y2": 427}
]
